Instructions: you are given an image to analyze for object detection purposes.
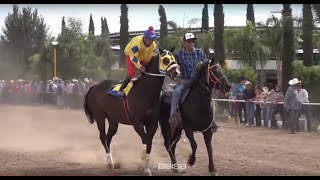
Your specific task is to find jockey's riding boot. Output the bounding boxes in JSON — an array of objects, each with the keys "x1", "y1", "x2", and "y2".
[{"x1": 117, "y1": 78, "x2": 130, "y2": 97}]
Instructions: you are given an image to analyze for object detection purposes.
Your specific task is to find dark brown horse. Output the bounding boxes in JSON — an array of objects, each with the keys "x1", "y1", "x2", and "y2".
[
  {"x1": 159, "y1": 59, "x2": 231, "y2": 176},
  {"x1": 83, "y1": 48, "x2": 180, "y2": 176}
]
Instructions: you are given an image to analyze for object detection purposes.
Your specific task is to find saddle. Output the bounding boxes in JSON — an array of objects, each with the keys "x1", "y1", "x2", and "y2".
[
  {"x1": 107, "y1": 77, "x2": 139, "y2": 97},
  {"x1": 161, "y1": 85, "x2": 191, "y2": 105}
]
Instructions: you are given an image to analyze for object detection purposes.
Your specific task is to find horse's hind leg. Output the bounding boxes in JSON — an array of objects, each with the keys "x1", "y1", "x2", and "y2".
[
  {"x1": 202, "y1": 129, "x2": 218, "y2": 176},
  {"x1": 184, "y1": 126, "x2": 197, "y2": 166},
  {"x1": 96, "y1": 116, "x2": 118, "y2": 169}
]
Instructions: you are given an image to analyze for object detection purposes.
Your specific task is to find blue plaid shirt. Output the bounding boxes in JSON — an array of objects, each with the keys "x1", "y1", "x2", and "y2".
[{"x1": 174, "y1": 47, "x2": 208, "y2": 80}]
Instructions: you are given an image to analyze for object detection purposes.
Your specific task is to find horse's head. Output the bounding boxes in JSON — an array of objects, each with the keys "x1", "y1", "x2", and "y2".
[
  {"x1": 158, "y1": 47, "x2": 180, "y2": 80},
  {"x1": 146, "y1": 47, "x2": 180, "y2": 81},
  {"x1": 205, "y1": 58, "x2": 231, "y2": 94}
]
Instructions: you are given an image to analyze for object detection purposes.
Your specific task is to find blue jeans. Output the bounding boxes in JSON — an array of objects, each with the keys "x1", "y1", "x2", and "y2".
[
  {"x1": 245, "y1": 101, "x2": 255, "y2": 125},
  {"x1": 262, "y1": 103, "x2": 272, "y2": 127},
  {"x1": 170, "y1": 83, "x2": 185, "y2": 118},
  {"x1": 287, "y1": 109, "x2": 299, "y2": 133},
  {"x1": 297, "y1": 105, "x2": 312, "y2": 131}
]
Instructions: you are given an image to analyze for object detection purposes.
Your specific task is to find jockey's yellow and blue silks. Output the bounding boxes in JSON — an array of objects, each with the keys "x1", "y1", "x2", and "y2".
[{"x1": 124, "y1": 35, "x2": 158, "y2": 69}]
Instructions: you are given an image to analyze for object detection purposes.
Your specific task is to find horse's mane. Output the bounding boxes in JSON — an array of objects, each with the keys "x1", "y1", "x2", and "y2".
[{"x1": 195, "y1": 61, "x2": 210, "y2": 76}]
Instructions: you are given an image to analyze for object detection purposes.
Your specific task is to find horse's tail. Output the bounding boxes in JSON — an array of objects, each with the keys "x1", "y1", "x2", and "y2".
[{"x1": 83, "y1": 85, "x2": 96, "y2": 124}]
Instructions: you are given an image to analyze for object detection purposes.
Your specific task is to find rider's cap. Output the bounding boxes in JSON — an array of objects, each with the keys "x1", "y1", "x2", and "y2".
[
  {"x1": 144, "y1": 26, "x2": 157, "y2": 40},
  {"x1": 183, "y1": 33, "x2": 197, "y2": 41}
]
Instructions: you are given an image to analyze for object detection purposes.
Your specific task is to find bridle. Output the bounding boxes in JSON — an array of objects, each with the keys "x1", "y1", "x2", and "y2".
[
  {"x1": 143, "y1": 53, "x2": 180, "y2": 78},
  {"x1": 200, "y1": 63, "x2": 227, "y2": 92}
]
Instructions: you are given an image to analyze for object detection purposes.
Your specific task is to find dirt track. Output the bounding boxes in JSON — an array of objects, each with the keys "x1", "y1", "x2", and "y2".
[{"x1": 0, "y1": 105, "x2": 320, "y2": 176}]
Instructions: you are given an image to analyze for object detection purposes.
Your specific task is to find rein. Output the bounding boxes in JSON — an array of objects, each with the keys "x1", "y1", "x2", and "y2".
[{"x1": 203, "y1": 64, "x2": 227, "y2": 90}]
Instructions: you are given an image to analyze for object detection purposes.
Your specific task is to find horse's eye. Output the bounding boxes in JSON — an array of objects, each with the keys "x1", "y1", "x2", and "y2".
[{"x1": 163, "y1": 58, "x2": 170, "y2": 65}]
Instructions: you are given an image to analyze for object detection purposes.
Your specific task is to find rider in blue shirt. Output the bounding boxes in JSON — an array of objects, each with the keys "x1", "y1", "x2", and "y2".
[{"x1": 170, "y1": 33, "x2": 216, "y2": 130}]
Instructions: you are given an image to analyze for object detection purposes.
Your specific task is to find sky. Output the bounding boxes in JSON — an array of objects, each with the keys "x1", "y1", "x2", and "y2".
[{"x1": 0, "y1": 4, "x2": 303, "y2": 37}]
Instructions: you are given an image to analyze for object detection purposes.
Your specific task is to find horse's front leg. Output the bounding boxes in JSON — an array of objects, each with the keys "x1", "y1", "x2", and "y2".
[
  {"x1": 132, "y1": 120, "x2": 152, "y2": 175},
  {"x1": 184, "y1": 126, "x2": 197, "y2": 167},
  {"x1": 202, "y1": 129, "x2": 218, "y2": 176},
  {"x1": 142, "y1": 119, "x2": 158, "y2": 176}
]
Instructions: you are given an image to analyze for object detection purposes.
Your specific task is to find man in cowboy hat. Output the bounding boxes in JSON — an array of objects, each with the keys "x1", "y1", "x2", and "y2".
[{"x1": 284, "y1": 78, "x2": 301, "y2": 134}]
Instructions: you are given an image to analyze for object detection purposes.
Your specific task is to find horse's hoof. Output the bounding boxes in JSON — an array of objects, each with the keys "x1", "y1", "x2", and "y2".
[
  {"x1": 172, "y1": 168, "x2": 179, "y2": 173},
  {"x1": 144, "y1": 168, "x2": 152, "y2": 176},
  {"x1": 107, "y1": 163, "x2": 114, "y2": 170},
  {"x1": 187, "y1": 154, "x2": 195, "y2": 166},
  {"x1": 210, "y1": 171, "x2": 218, "y2": 176}
]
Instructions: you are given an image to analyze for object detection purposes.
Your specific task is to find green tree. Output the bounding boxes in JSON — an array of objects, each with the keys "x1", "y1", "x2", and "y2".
[
  {"x1": 101, "y1": 17, "x2": 106, "y2": 35},
  {"x1": 257, "y1": 15, "x2": 283, "y2": 85},
  {"x1": 312, "y1": 4, "x2": 320, "y2": 21},
  {"x1": 282, "y1": 4, "x2": 295, "y2": 92},
  {"x1": 214, "y1": 4, "x2": 225, "y2": 66},
  {"x1": 89, "y1": 13, "x2": 95, "y2": 35},
  {"x1": 201, "y1": 4, "x2": 209, "y2": 32},
  {"x1": 195, "y1": 31, "x2": 213, "y2": 58},
  {"x1": 120, "y1": 4, "x2": 129, "y2": 69},
  {"x1": 302, "y1": 4, "x2": 314, "y2": 66},
  {"x1": 104, "y1": 17, "x2": 110, "y2": 36},
  {"x1": 246, "y1": 4, "x2": 255, "y2": 26},
  {"x1": 61, "y1": 16, "x2": 66, "y2": 33},
  {"x1": 160, "y1": 20, "x2": 188, "y2": 51},
  {"x1": 158, "y1": 5, "x2": 168, "y2": 48},
  {"x1": 1, "y1": 4, "x2": 49, "y2": 77}
]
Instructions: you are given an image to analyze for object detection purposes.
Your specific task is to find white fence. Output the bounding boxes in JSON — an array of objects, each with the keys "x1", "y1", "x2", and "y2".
[{"x1": 211, "y1": 98, "x2": 320, "y2": 132}]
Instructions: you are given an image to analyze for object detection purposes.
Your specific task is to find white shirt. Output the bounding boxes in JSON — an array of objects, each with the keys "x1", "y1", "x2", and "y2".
[
  {"x1": 67, "y1": 83, "x2": 74, "y2": 93},
  {"x1": 295, "y1": 89, "x2": 309, "y2": 103}
]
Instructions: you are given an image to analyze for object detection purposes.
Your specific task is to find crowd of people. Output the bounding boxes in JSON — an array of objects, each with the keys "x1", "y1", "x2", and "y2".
[
  {"x1": 0, "y1": 77, "x2": 98, "y2": 109},
  {"x1": 228, "y1": 76, "x2": 316, "y2": 133}
]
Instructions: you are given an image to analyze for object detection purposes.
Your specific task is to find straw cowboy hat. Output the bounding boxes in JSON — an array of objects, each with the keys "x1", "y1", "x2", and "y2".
[
  {"x1": 244, "y1": 80, "x2": 251, "y2": 85},
  {"x1": 288, "y1": 78, "x2": 301, "y2": 86},
  {"x1": 83, "y1": 78, "x2": 89, "y2": 83}
]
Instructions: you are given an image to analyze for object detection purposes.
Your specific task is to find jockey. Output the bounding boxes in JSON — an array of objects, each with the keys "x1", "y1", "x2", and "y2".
[{"x1": 116, "y1": 26, "x2": 158, "y2": 97}]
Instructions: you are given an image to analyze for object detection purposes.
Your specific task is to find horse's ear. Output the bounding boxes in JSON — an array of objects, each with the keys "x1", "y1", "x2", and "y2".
[
  {"x1": 159, "y1": 48, "x2": 165, "y2": 55},
  {"x1": 210, "y1": 57, "x2": 215, "y2": 65},
  {"x1": 169, "y1": 46, "x2": 175, "y2": 53}
]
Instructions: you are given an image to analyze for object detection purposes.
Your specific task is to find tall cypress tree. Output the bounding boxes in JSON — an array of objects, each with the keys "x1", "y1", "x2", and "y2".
[
  {"x1": 302, "y1": 4, "x2": 314, "y2": 66},
  {"x1": 89, "y1": 13, "x2": 95, "y2": 35},
  {"x1": 214, "y1": 4, "x2": 225, "y2": 66},
  {"x1": 246, "y1": 4, "x2": 255, "y2": 26},
  {"x1": 104, "y1": 17, "x2": 110, "y2": 35},
  {"x1": 120, "y1": 4, "x2": 129, "y2": 69},
  {"x1": 61, "y1": 16, "x2": 66, "y2": 33},
  {"x1": 282, "y1": 4, "x2": 295, "y2": 92},
  {"x1": 158, "y1": 5, "x2": 168, "y2": 48},
  {"x1": 201, "y1": 4, "x2": 209, "y2": 32},
  {"x1": 101, "y1": 17, "x2": 106, "y2": 35}
]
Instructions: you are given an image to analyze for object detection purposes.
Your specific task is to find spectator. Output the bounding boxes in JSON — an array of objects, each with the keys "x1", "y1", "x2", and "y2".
[
  {"x1": 270, "y1": 85, "x2": 284, "y2": 129},
  {"x1": 228, "y1": 83, "x2": 238, "y2": 123},
  {"x1": 254, "y1": 85, "x2": 264, "y2": 127},
  {"x1": 284, "y1": 78, "x2": 301, "y2": 134},
  {"x1": 262, "y1": 83, "x2": 274, "y2": 127},
  {"x1": 243, "y1": 80, "x2": 255, "y2": 126},
  {"x1": 0, "y1": 80, "x2": 4, "y2": 103},
  {"x1": 296, "y1": 82, "x2": 312, "y2": 132},
  {"x1": 234, "y1": 76, "x2": 247, "y2": 124},
  {"x1": 56, "y1": 80, "x2": 65, "y2": 109}
]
